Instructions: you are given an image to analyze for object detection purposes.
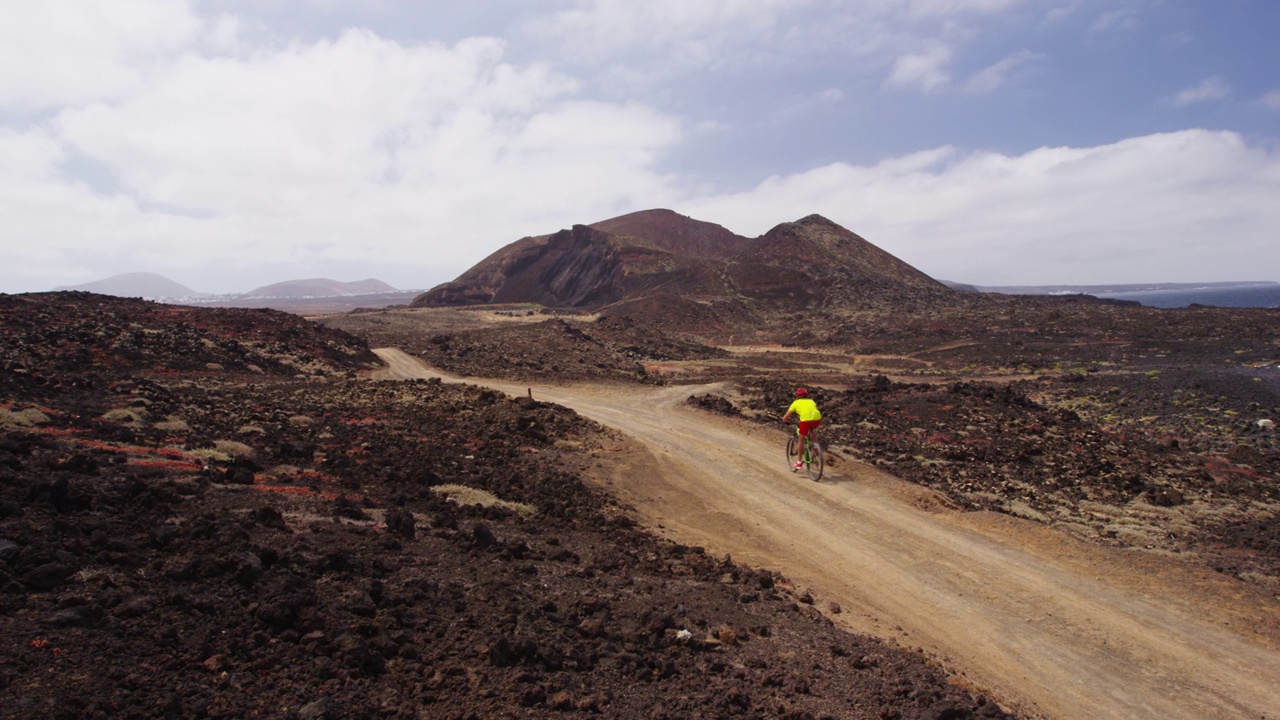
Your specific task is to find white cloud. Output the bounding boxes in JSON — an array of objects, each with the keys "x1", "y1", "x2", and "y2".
[
  {"x1": 1044, "y1": 1, "x2": 1085, "y2": 24},
  {"x1": 769, "y1": 88, "x2": 848, "y2": 126},
  {"x1": 1091, "y1": 7, "x2": 1140, "y2": 33},
  {"x1": 4, "y1": 2, "x2": 1276, "y2": 295},
  {"x1": 0, "y1": 0, "x2": 202, "y2": 111},
  {"x1": 1171, "y1": 76, "x2": 1231, "y2": 107},
  {"x1": 896, "y1": 0, "x2": 1025, "y2": 20},
  {"x1": 1257, "y1": 90, "x2": 1280, "y2": 110},
  {"x1": 684, "y1": 130, "x2": 1280, "y2": 285},
  {"x1": 886, "y1": 44, "x2": 953, "y2": 92},
  {"x1": 525, "y1": 0, "x2": 1031, "y2": 96},
  {"x1": 0, "y1": 126, "x2": 207, "y2": 288},
  {"x1": 1, "y1": 25, "x2": 685, "y2": 293},
  {"x1": 523, "y1": 0, "x2": 793, "y2": 71},
  {"x1": 53, "y1": 31, "x2": 581, "y2": 213},
  {"x1": 963, "y1": 49, "x2": 1043, "y2": 93}
]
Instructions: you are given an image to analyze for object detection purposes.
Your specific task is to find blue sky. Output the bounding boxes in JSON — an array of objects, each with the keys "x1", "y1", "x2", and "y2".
[{"x1": 3, "y1": 0, "x2": 1278, "y2": 293}]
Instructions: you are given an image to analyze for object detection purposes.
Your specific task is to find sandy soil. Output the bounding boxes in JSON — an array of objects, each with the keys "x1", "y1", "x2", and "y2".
[{"x1": 376, "y1": 348, "x2": 1280, "y2": 720}]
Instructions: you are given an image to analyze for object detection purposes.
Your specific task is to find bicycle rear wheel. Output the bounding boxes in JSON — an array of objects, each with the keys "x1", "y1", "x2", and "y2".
[{"x1": 805, "y1": 441, "x2": 824, "y2": 481}]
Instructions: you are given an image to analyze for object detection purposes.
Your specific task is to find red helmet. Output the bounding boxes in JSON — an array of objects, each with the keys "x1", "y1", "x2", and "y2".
[{"x1": 795, "y1": 388, "x2": 808, "y2": 397}]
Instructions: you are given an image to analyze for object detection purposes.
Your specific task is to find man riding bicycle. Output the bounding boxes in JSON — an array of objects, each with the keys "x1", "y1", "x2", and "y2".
[{"x1": 782, "y1": 388, "x2": 822, "y2": 470}]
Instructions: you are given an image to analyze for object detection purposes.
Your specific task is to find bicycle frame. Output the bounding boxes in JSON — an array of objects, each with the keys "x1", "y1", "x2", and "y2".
[
  {"x1": 796, "y1": 427, "x2": 815, "y2": 462},
  {"x1": 788, "y1": 424, "x2": 824, "y2": 480}
]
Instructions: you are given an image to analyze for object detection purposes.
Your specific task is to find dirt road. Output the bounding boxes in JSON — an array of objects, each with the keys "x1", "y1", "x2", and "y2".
[{"x1": 374, "y1": 348, "x2": 1280, "y2": 720}]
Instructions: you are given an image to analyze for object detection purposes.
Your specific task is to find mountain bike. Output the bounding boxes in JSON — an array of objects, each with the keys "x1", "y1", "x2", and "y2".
[{"x1": 786, "y1": 426, "x2": 824, "y2": 481}]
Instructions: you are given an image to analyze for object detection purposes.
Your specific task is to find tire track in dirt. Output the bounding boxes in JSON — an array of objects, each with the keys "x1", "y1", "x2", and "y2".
[{"x1": 374, "y1": 348, "x2": 1280, "y2": 720}]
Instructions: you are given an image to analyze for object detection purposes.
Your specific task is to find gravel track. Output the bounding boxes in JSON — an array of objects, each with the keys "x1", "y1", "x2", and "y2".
[{"x1": 376, "y1": 347, "x2": 1280, "y2": 720}]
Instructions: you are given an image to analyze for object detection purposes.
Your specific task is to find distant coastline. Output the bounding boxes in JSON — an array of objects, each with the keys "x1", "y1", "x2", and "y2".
[
  {"x1": 949, "y1": 281, "x2": 1280, "y2": 309},
  {"x1": 1093, "y1": 283, "x2": 1280, "y2": 309}
]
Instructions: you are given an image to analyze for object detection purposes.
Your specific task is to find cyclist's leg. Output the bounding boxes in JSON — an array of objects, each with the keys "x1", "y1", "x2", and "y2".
[
  {"x1": 797, "y1": 421, "x2": 817, "y2": 465},
  {"x1": 793, "y1": 425, "x2": 805, "y2": 467}
]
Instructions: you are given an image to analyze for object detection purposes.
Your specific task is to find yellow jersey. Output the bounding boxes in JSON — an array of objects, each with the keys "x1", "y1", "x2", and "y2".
[{"x1": 787, "y1": 398, "x2": 822, "y2": 422}]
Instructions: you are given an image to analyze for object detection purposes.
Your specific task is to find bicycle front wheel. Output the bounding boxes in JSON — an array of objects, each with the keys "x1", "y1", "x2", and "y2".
[
  {"x1": 806, "y1": 442, "x2": 824, "y2": 481},
  {"x1": 786, "y1": 435, "x2": 798, "y2": 472}
]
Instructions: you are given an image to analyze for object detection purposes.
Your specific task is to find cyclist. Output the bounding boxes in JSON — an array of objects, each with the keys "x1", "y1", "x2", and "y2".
[{"x1": 782, "y1": 388, "x2": 822, "y2": 470}]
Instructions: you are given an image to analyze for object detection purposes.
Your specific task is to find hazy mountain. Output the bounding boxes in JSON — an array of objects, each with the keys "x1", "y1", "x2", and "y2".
[
  {"x1": 49, "y1": 274, "x2": 409, "y2": 314},
  {"x1": 243, "y1": 278, "x2": 399, "y2": 298},
  {"x1": 53, "y1": 272, "x2": 203, "y2": 299}
]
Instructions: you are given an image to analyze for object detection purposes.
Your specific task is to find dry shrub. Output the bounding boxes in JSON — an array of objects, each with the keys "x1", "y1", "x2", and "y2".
[
  {"x1": 154, "y1": 417, "x2": 190, "y2": 432},
  {"x1": 0, "y1": 407, "x2": 50, "y2": 427},
  {"x1": 102, "y1": 408, "x2": 146, "y2": 423},
  {"x1": 265, "y1": 465, "x2": 301, "y2": 480},
  {"x1": 73, "y1": 566, "x2": 121, "y2": 584},
  {"x1": 191, "y1": 448, "x2": 232, "y2": 463},
  {"x1": 214, "y1": 440, "x2": 256, "y2": 460},
  {"x1": 431, "y1": 484, "x2": 537, "y2": 518}
]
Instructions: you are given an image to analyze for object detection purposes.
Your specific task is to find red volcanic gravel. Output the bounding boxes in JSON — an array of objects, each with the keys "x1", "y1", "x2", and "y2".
[{"x1": 2, "y1": 293, "x2": 1016, "y2": 719}]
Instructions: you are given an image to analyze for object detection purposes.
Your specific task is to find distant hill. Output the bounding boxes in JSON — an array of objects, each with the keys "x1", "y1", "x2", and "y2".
[
  {"x1": 940, "y1": 280, "x2": 981, "y2": 293},
  {"x1": 945, "y1": 280, "x2": 1278, "y2": 296},
  {"x1": 413, "y1": 209, "x2": 953, "y2": 325},
  {"x1": 49, "y1": 274, "x2": 411, "y2": 315},
  {"x1": 54, "y1": 272, "x2": 203, "y2": 299},
  {"x1": 243, "y1": 278, "x2": 399, "y2": 298}
]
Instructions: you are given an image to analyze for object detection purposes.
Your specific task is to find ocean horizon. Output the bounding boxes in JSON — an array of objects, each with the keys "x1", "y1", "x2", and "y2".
[{"x1": 1094, "y1": 283, "x2": 1280, "y2": 309}]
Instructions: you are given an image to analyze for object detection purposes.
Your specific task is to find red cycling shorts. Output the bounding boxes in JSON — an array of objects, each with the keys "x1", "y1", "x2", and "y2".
[{"x1": 798, "y1": 420, "x2": 821, "y2": 438}]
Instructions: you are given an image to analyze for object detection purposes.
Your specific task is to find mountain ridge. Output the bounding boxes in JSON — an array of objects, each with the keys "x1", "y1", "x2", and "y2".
[
  {"x1": 413, "y1": 210, "x2": 953, "y2": 322},
  {"x1": 244, "y1": 278, "x2": 398, "y2": 298},
  {"x1": 52, "y1": 274, "x2": 404, "y2": 300},
  {"x1": 587, "y1": 208, "x2": 747, "y2": 259},
  {"x1": 53, "y1": 271, "x2": 204, "y2": 299}
]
